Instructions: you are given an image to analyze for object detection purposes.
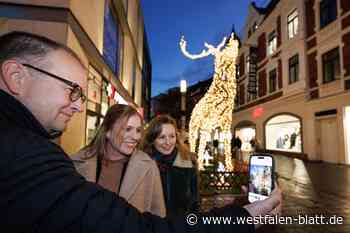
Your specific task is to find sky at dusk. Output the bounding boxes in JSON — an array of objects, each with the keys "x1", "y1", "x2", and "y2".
[{"x1": 141, "y1": 0, "x2": 271, "y2": 96}]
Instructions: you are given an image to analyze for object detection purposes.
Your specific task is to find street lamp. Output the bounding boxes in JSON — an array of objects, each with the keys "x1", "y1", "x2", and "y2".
[{"x1": 180, "y1": 79, "x2": 187, "y2": 133}]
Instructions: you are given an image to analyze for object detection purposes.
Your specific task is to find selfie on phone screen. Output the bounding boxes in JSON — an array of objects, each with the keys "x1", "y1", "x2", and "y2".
[{"x1": 249, "y1": 154, "x2": 274, "y2": 203}]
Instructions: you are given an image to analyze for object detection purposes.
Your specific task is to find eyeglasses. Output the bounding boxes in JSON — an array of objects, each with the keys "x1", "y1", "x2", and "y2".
[{"x1": 22, "y1": 63, "x2": 86, "y2": 103}]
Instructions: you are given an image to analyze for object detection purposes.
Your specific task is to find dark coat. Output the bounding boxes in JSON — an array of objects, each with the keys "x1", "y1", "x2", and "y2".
[
  {"x1": 0, "y1": 90, "x2": 254, "y2": 233},
  {"x1": 157, "y1": 153, "x2": 199, "y2": 217}
]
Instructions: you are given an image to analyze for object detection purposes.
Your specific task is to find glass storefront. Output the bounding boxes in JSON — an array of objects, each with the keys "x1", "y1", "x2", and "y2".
[
  {"x1": 86, "y1": 115, "x2": 98, "y2": 144},
  {"x1": 344, "y1": 106, "x2": 350, "y2": 164},
  {"x1": 265, "y1": 114, "x2": 302, "y2": 153}
]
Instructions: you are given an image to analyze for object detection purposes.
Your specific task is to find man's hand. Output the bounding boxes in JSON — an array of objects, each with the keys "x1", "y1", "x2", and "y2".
[{"x1": 243, "y1": 185, "x2": 282, "y2": 229}]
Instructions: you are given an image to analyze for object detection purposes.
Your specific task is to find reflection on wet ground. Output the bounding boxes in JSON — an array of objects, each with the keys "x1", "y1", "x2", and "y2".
[{"x1": 201, "y1": 155, "x2": 350, "y2": 233}]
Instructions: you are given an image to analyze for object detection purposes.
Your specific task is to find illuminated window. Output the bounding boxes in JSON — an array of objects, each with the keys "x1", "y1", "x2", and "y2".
[
  {"x1": 287, "y1": 10, "x2": 298, "y2": 39},
  {"x1": 267, "y1": 31, "x2": 277, "y2": 55},
  {"x1": 265, "y1": 114, "x2": 302, "y2": 153}
]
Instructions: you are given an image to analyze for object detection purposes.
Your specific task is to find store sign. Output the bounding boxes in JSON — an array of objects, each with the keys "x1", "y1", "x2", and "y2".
[{"x1": 252, "y1": 107, "x2": 264, "y2": 119}]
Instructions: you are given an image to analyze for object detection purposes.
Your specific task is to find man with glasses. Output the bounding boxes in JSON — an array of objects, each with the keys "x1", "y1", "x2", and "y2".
[{"x1": 0, "y1": 31, "x2": 281, "y2": 233}]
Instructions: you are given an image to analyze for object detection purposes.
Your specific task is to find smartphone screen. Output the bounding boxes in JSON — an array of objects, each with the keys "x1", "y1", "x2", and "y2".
[{"x1": 248, "y1": 155, "x2": 274, "y2": 203}]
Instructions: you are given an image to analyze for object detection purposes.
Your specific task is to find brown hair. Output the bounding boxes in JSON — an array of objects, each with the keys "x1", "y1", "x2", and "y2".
[
  {"x1": 140, "y1": 114, "x2": 194, "y2": 161},
  {"x1": 82, "y1": 104, "x2": 142, "y2": 180}
]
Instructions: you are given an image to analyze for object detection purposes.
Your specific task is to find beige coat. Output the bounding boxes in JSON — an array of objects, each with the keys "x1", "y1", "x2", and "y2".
[{"x1": 72, "y1": 150, "x2": 166, "y2": 217}]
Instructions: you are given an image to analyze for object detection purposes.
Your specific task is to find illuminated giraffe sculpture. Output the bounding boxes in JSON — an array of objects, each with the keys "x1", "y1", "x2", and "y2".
[{"x1": 179, "y1": 33, "x2": 239, "y2": 171}]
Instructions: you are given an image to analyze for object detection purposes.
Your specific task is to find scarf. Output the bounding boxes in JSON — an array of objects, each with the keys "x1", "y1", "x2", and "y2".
[{"x1": 153, "y1": 148, "x2": 177, "y2": 172}]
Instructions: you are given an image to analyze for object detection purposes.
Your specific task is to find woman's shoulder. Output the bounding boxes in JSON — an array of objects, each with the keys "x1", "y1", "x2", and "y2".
[
  {"x1": 71, "y1": 149, "x2": 97, "y2": 182},
  {"x1": 128, "y1": 150, "x2": 160, "y2": 174},
  {"x1": 130, "y1": 150, "x2": 158, "y2": 167},
  {"x1": 131, "y1": 150, "x2": 153, "y2": 161}
]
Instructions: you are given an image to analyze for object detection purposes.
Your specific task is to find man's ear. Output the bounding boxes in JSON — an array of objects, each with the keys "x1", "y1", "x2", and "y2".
[{"x1": 1, "y1": 60, "x2": 26, "y2": 95}]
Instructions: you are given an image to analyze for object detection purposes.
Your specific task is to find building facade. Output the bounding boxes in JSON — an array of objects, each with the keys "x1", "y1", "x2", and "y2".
[
  {"x1": 151, "y1": 77, "x2": 212, "y2": 130},
  {"x1": 0, "y1": 0, "x2": 152, "y2": 155},
  {"x1": 234, "y1": 0, "x2": 350, "y2": 164}
]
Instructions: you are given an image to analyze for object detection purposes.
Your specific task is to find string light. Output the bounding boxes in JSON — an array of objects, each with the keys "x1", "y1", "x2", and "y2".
[{"x1": 180, "y1": 33, "x2": 239, "y2": 171}]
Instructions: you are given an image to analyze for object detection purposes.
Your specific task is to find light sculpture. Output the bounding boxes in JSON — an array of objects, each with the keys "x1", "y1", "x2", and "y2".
[{"x1": 179, "y1": 33, "x2": 239, "y2": 171}]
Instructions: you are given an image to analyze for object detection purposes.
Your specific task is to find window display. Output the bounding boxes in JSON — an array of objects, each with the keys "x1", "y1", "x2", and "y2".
[
  {"x1": 265, "y1": 114, "x2": 302, "y2": 152},
  {"x1": 235, "y1": 127, "x2": 256, "y2": 152}
]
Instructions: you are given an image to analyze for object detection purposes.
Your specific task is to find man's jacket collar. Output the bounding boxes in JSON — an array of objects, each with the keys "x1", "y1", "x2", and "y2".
[{"x1": 0, "y1": 90, "x2": 60, "y2": 139}]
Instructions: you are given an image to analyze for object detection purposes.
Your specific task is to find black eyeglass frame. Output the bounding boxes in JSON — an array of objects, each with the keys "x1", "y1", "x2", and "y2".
[{"x1": 22, "y1": 63, "x2": 86, "y2": 103}]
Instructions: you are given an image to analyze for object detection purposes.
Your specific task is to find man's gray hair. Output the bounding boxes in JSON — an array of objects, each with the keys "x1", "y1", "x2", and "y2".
[{"x1": 0, "y1": 31, "x2": 83, "y2": 66}]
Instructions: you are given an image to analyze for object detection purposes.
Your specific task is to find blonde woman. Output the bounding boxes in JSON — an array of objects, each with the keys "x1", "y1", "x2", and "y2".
[{"x1": 73, "y1": 104, "x2": 165, "y2": 217}]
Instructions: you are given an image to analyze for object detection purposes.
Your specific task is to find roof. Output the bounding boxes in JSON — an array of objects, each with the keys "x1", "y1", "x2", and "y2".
[{"x1": 251, "y1": 0, "x2": 280, "y2": 19}]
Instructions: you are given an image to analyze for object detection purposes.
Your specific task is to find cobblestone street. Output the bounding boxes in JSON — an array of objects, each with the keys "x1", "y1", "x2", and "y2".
[{"x1": 201, "y1": 155, "x2": 350, "y2": 232}]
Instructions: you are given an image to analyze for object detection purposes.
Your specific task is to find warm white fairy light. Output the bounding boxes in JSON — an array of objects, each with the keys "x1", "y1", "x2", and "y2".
[{"x1": 179, "y1": 33, "x2": 239, "y2": 171}]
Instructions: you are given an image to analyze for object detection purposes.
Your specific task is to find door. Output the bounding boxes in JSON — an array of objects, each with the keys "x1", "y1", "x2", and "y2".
[{"x1": 319, "y1": 117, "x2": 339, "y2": 163}]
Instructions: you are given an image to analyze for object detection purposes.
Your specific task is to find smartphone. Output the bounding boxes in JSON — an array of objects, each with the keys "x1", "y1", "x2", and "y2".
[{"x1": 248, "y1": 154, "x2": 275, "y2": 203}]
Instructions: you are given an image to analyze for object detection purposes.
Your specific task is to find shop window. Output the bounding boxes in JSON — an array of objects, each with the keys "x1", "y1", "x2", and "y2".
[
  {"x1": 269, "y1": 69, "x2": 277, "y2": 93},
  {"x1": 267, "y1": 31, "x2": 277, "y2": 55},
  {"x1": 287, "y1": 10, "x2": 298, "y2": 39},
  {"x1": 322, "y1": 47, "x2": 340, "y2": 84},
  {"x1": 86, "y1": 114, "x2": 98, "y2": 145},
  {"x1": 103, "y1": 0, "x2": 121, "y2": 75},
  {"x1": 344, "y1": 107, "x2": 350, "y2": 164},
  {"x1": 320, "y1": 0, "x2": 337, "y2": 28},
  {"x1": 289, "y1": 54, "x2": 299, "y2": 84},
  {"x1": 265, "y1": 114, "x2": 302, "y2": 153},
  {"x1": 87, "y1": 69, "x2": 102, "y2": 109},
  {"x1": 86, "y1": 66, "x2": 109, "y2": 145}
]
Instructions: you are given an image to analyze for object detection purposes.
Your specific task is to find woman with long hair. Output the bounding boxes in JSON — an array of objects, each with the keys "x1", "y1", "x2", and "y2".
[
  {"x1": 73, "y1": 104, "x2": 166, "y2": 217},
  {"x1": 140, "y1": 114, "x2": 199, "y2": 217}
]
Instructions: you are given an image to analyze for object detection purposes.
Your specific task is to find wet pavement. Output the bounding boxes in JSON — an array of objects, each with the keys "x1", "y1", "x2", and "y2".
[{"x1": 201, "y1": 155, "x2": 350, "y2": 233}]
